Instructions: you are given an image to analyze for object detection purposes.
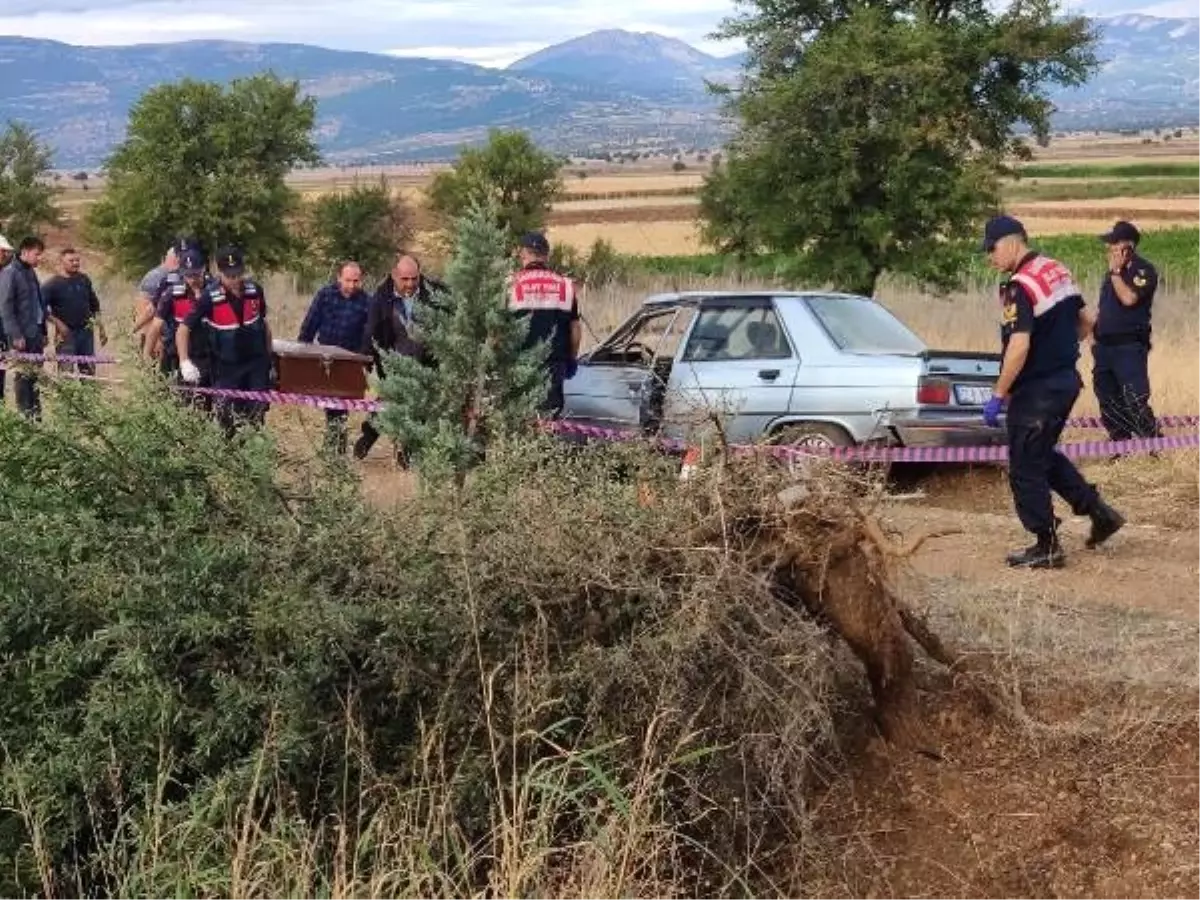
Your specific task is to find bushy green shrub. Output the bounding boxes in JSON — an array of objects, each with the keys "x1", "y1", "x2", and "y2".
[{"x1": 0, "y1": 374, "x2": 843, "y2": 897}]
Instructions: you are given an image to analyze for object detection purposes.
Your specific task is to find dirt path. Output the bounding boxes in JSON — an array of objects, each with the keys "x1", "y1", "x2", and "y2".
[{"x1": 799, "y1": 465, "x2": 1199, "y2": 898}]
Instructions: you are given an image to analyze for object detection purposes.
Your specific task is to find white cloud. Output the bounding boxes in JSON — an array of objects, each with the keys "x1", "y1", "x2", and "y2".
[
  {"x1": 0, "y1": 0, "x2": 1191, "y2": 64},
  {"x1": 386, "y1": 43, "x2": 547, "y2": 68}
]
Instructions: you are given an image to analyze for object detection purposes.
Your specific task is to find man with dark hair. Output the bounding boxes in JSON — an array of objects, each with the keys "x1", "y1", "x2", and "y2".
[
  {"x1": 506, "y1": 232, "x2": 581, "y2": 418},
  {"x1": 44, "y1": 246, "x2": 107, "y2": 376},
  {"x1": 144, "y1": 246, "x2": 214, "y2": 412},
  {"x1": 980, "y1": 215, "x2": 1124, "y2": 569},
  {"x1": 177, "y1": 246, "x2": 273, "y2": 437},
  {"x1": 0, "y1": 236, "x2": 48, "y2": 418},
  {"x1": 1093, "y1": 220, "x2": 1160, "y2": 442},
  {"x1": 298, "y1": 260, "x2": 372, "y2": 454}
]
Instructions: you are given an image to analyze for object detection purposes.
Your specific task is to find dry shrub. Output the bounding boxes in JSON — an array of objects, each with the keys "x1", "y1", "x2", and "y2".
[{"x1": 0, "y1": 375, "x2": 956, "y2": 898}]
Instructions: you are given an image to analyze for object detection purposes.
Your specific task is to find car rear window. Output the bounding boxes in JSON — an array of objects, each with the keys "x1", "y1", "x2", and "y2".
[{"x1": 804, "y1": 295, "x2": 927, "y2": 355}]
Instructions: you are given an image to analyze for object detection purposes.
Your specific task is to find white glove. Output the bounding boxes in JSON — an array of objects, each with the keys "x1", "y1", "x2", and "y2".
[{"x1": 180, "y1": 359, "x2": 201, "y2": 384}]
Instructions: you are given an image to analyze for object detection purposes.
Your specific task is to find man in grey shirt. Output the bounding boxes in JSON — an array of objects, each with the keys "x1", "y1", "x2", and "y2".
[
  {"x1": 133, "y1": 244, "x2": 180, "y2": 357},
  {"x1": 0, "y1": 236, "x2": 48, "y2": 418}
]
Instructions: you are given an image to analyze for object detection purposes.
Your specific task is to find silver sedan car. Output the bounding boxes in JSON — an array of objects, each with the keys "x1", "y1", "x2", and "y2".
[{"x1": 562, "y1": 291, "x2": 1005, "y2": 451}]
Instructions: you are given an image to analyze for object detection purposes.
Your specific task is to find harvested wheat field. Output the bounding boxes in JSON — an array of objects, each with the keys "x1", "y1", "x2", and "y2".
[
  {"x1": 561, "y1": 173, "x2": 707, "y2": 195},
  {"x1": 549, "y1": 219, "x2": 706, "y2": 254}
]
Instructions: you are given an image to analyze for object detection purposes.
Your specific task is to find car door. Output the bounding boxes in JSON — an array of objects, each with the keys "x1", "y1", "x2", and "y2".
[
  {"x1": 662, "y1": 297, "x2": 801, "y2": 443},
  {"x1": 563, "y1": 303, "x2": 696, "y2": 432}
]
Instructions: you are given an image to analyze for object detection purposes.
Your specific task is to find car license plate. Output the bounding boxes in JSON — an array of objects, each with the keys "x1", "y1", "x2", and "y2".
[{"x1": 954, "y1": 385, "x2": 992, "y2": 406}]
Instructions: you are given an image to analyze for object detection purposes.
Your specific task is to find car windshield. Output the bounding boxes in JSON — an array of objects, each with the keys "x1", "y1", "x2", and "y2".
[{"x1": 803, "y1": 295, "x2": 927, "y2": 355}]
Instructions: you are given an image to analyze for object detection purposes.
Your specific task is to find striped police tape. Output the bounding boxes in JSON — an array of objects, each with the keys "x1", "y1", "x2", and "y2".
[{"x1": 4, "y1": 353, "x2": 1196, "y2": 462}]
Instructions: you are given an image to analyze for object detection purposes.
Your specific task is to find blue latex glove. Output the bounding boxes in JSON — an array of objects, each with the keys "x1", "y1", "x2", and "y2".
[
  {"x1": 564, "y1": 358, "x2": 578, "y2": 380},
  {"x1": 982, "y1": 395, "x2": 1005, "y2": 427}
]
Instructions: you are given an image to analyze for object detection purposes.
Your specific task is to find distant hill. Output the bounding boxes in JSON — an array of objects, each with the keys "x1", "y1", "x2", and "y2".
[
  {"x1": 1051, "y1": 15, "x2": 1199, "y2": 129},
  {"x1": 0, "y1": 32, "x2": 735, "y2": 167},
  {"x1": 0, "y1": 15, "x2": 1194, "y2": 167},
  {"x1": 507, "y1": 29, "x2": 742, "y2": 98}
]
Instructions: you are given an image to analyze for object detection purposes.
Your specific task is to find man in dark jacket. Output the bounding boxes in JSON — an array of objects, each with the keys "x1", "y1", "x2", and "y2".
[
  {"x1": 297, "y1": 260, "x2": 372, "y2": 454},
  {"x1": 44, "y1": 247, "x2": 108, "y2": 376},
  {"x1": 0, "y1": 236, "x2": 48, "y2": 419},
  {"x1": 353, "y1": 253, "x2": 447, "y2": 460},
  {"x1": 0, "y1": 234, "x2": 11, "y2": 401}
]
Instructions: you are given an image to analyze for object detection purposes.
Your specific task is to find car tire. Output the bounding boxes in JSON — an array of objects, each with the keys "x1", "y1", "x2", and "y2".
[
  {"x1": 770, "y1": 422, "x2": 888, "y2": 486},
  {"x1": 771, "y1": 422, "x2": 855, "y2": 451}
]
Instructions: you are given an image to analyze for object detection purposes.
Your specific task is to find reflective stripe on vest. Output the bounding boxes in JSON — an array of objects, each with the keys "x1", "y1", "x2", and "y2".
[
  {"x1": 207, "y1": 286, "x2": 263, "y2": 330},
  {"x1": 169, "y1": 283, "x2": 194, "y2": 323},
  {"x1": 1010, "y1": 255, "x2": 1081, "y2": 319},
  {"x1": 508, "y1": 268, "x2": 574, "y2": 312}
]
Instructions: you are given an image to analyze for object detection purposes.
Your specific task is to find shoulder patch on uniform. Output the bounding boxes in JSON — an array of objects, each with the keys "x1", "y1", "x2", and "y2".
[
  {"x1": 171, "y1": 282, "x2": 187, "y2": 296},
  {"x1": 209, "y1": 287, "x2": 226, "y2": 302},
  {"x1": 1002, "y1": 301, "x2": 1018, "y2": 325},
  {"x1": 1133, "y1": 270, "x2": 1148, "y2": 287}
]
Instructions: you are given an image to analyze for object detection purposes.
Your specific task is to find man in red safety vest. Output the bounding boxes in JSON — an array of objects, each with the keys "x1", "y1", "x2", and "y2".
[
  {"x1": 507, "y1": 232, "x2": 581, "y2": 418},
  {"x1": 177, "y1": 245, "x2": 273, "y2": 437}
]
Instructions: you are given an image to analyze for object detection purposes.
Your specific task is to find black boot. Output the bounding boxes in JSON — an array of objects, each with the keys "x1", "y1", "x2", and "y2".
[
  {"x1": 1006, "y1": 533, "x2": 1065, "y2": 569},
  {"x1": 1085, "y1": 499, "x2": 1126, "y2": 549},
  {"x1": 353, "y1": 421, "x2": 379, "y2": 460}
]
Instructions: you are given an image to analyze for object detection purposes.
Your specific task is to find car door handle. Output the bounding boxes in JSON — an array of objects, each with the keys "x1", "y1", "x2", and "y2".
[{"x1": 758, "y1": 369, "x2": 780, "y2": 381}]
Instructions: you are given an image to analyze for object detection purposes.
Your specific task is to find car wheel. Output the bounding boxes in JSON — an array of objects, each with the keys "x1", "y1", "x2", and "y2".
[
  {"x1": 772, "y1": 422, "x2": 855, "y2": 451},
  {"x1": 770, "y1": 422, "x2": 887, "y2": 486}
]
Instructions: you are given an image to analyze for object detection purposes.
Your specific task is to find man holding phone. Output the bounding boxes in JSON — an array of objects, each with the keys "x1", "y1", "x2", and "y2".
[{"x1": 1093, "y1": 220, "x2": 1160, "y2": 442}]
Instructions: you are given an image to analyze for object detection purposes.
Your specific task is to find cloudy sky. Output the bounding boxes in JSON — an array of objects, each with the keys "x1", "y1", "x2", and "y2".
[{"x1": 0, "y1": 0, "x2": 1193, "y2": 67}]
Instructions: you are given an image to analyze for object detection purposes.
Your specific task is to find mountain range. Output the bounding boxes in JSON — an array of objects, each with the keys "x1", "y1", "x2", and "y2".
[{"x1": 0, "y1": 15, "x2": 1194, "y2": 168}]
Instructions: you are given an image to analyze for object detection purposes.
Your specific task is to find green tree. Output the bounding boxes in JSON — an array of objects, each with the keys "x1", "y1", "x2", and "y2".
[
  {"x1": 374, "y1": 201, "x2": 547, "y2": 483},
  {"x1": 700, "y1": 0, "x2": 1098, "y2": 295},
  {"x1": 296, "y1": 176, "x2": 413, "y2": 288},
  {"x1": 0, "y1": 121, "x2": 63, "y2": 239},
  {"x1": 426, "y1": 130, "x2": 562, "y2": 246},
  {"x1": 85, "y1": 74, "x2": 319, "y2": 276}
]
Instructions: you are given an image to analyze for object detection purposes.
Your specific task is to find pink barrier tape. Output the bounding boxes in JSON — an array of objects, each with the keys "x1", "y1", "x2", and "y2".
[
  {"x1": 1, "y1": 352, "x2": 120, "y2": 365},
  {"x1": 183, "y1": 385, "x2": 384, "y2": 413},
  {"x1": 539, "y1": 418, "x2": 1199, "y2": 463},
  {"x1": 9, "y1": 363, "x2": 1197, "y2": 461}
]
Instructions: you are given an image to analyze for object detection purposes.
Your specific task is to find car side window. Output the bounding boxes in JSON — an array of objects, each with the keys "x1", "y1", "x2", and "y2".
[
  {"x1": 591, "y1": 307, "x2": 696, "y2": 365},
  {"x1": 680, "y1": 305, "x2": 792, "y2": 361}
]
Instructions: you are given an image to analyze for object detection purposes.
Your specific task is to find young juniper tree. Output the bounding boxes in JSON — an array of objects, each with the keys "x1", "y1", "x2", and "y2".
[{"x1": 373, "y1": 201, "x2": 548, "y2": 482}]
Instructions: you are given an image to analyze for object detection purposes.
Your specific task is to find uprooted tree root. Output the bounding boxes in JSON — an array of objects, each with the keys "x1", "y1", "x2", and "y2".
[{"x1": 681, "y1": 456, "x2": 967, "y2": 751}]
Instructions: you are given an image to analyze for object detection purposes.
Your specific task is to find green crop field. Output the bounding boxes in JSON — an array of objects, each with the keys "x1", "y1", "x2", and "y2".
[
  {"x1": 1005, "y1": 177, "x2": 1199, "y2": 202},
  {"x1": 628, "y1": 226, "x2": 1200, "y2": 287},
  {"x1": 1016, "y1": 162, "x2": 1200, "y2": 179}
]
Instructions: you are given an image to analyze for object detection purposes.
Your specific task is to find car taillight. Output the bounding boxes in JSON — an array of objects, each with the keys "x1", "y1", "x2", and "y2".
[{"x1": 917, "y1": 377, "x2": 951, "y2": 405}]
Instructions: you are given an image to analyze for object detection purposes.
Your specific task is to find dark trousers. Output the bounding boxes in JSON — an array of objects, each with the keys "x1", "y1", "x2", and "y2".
[
  {"x1": 539, "y1": 364, "x2": 566, "y2": 419},
  {"x1": 213, "y1": 357, "x2": 270, "y2": 437},
  {"x1": 1006, "y1": 374, "x2": 1099, "y2": 538},
  {"x1": 56, "y1": 328, "x2": 97, "y2": 376},
  {"x1": 325, "y1": 410, "x2": 349, "y2": 454},
  {"x1": 13, "y1": 332, "x2": 45, "y2": 420},
  {"x1": 1093, "y1": 341, "x2": 1159, "y2": 440}
]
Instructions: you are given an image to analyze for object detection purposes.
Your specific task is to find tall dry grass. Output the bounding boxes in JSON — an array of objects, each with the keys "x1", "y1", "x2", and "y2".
[{"x1": 90, "y1": 268, "x2": 1197, "y2": 426}]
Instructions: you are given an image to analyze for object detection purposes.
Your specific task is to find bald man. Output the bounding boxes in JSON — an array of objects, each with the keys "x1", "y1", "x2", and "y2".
[{"x1": 355, "y1": 253, "x2": 447, "y2": 460}]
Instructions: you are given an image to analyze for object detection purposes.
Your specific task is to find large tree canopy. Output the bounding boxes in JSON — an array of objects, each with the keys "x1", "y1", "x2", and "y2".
[
  {"x1": 85, "y1": 74, "x2": 319, "y2": 276},
  {"x1": 700, "y1": 0, "x2": 1098, "y2": 295}
]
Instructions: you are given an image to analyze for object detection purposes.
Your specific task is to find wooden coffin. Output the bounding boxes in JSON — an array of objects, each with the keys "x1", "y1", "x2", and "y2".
[{"x1": 271, "y1": 339, "x2": 372, "y2": 399}]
